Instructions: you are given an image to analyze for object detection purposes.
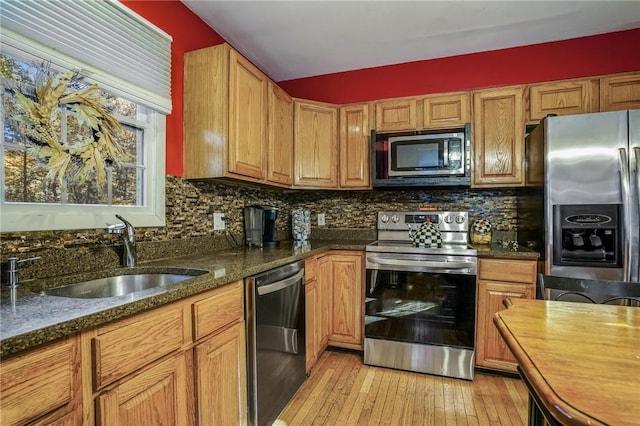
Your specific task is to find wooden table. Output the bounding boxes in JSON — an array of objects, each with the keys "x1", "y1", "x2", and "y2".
[{"x1": 494, "y1": 299, "x2": 640, "y2": 426}]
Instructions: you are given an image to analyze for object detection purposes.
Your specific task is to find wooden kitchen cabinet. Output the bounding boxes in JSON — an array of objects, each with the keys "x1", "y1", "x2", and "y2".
[
  {"x1": 305, "y1": 278, "x2": 319, "y2": 372},
  {"x1": 184, "y1": 43, "x2": 274, "y2": 185},
  {"x1": 600, "y1": 72, "x2": 640, "y2": 111},
  {"x1": 267, "y1": 81, "x2": 294, "y2": 186},
  {"x1": 339, "y1": 103, "x2": 370, "y2": 189},
  {"x1": 527, "y1": 79, "x2": 598, "y2": 122},
  {"x1": 374, "y1": 98, "x2": 418, "y2": 132},
  {"x1": 293, "y1": 99, "x2": 339, "y2": 188},
  {"x1": 92, "y1": 303, "x2": 185, "y2": 389},
  {"x1": 194, "y1": 321, "x2": 247, "y2": 426},
  {"x1": 319, "y1": 251, "x2": 364, "y2": 350},
  {"x1": 0, "y1": 335, "x2": 82, "y2": 426},
  {"x1": 191, "y1": 280, "x2": 246, "y2": 426},
  {"x1": 422, "y1": 92, "x2": 471, "y2": 128},
  {"x1": 96, "y1": 352, "x2": 189, "y2": 426},
  {"x1": 476, "y1": 258, "x2": 537, "y2": 372},
  {"x1": 472, "y1": 86, "x2": 526, "y2": 188}
]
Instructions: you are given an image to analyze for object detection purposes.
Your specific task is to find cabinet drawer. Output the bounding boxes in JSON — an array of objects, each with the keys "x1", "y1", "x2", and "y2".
[
  {"x1": 478, "y1": 258, "x2": 537, "y2": 284},
  {"x1": 1, "y1": 336, "x2": 80, "y2": 426},
  {"x1": 192, "y1": 280, "x2": 244, "y2": 341},
  {"x1": 93, "y1": 304, "x2": 185, "y2": 389}
]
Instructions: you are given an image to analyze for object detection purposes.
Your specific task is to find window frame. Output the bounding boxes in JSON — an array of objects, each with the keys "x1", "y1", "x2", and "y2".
[{"x1": 0, "y1": 41, "x2": 166, "y2": 232}]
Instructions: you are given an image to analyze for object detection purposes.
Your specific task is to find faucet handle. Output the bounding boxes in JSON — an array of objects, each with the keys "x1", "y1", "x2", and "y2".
[{"x1": 107, "y1": 223, "x2": 126, "y2": 234}]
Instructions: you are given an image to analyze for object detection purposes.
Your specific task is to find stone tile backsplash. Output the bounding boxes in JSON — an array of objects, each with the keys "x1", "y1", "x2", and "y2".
[{"x1": 1, "y1": 175, "x2": 516, "y2": 280}]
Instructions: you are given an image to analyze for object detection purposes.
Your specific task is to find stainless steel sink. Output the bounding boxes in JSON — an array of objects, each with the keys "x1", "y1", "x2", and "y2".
[{"x1": 41, "y1": 271, "x2": 205, "y2": 299}]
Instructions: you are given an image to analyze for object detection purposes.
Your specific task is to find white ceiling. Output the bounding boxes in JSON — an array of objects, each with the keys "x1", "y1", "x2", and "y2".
[{"x1": 182, "y1": 1, "x2": 640, "y2": 82}]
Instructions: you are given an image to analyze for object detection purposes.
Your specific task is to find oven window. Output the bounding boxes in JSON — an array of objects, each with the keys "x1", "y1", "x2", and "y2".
[{"x1": 365, "y1": 270, "x2": 476, "y2": 349}]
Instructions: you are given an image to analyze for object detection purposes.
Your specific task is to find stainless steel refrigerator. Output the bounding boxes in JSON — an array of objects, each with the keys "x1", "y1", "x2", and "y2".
[{"x1": 524, "y1": 110, "x2": 640, "y2": 282}]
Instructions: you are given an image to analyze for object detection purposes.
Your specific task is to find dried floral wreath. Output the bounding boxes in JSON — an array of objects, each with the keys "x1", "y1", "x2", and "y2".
[{"x1": 11, "y1": 64, "x2": 129, "y2": 190}]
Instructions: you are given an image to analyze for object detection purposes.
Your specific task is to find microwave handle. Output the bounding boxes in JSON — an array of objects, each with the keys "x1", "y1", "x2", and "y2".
[{"x1": 443, "y1": 140, "x2": 449, "y2": 167}]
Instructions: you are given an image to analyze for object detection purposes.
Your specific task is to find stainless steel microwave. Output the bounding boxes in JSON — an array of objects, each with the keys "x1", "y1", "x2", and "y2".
[{"x1": 388, "y1": 130, "x2": 468, "y2": 177}]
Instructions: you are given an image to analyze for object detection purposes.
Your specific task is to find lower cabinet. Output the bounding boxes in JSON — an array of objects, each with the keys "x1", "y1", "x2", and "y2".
[
  {"x1": 305, "y1": 251, "x2": 365, "y2": 372},
  {"x1": 1, "y1": 280, "x2": 247, "y2": 426},
  {"x1": 0, "y1": 335, "x2": 82, "y2": 426},
  {"x1": 194, "y1": 321, "x2": 247, "y2": 426},
  {"x1": 96, "y1": 353, "x2": 189, "y2": 425},
  {"x1": 476, "y1": 258, "x2": 537, "y2": 372},
  {"x1": 324, "y1": 252, "x2": 364, "y2": 349}
]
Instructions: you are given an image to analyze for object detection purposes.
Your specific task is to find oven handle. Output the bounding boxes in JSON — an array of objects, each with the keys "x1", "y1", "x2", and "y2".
[{"x1": 367, "y1": 256, "x2": 476, "y2": 271}]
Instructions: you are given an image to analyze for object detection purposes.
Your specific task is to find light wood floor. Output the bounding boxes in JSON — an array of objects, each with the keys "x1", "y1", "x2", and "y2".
[{"x1": 276, "y1": 349, "x2": 528, "y2": 426}]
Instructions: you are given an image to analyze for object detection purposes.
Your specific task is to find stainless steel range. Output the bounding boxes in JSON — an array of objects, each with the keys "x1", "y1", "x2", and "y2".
[{"x1": 364, "y1": 211, "x2": 477, "y2": 380}]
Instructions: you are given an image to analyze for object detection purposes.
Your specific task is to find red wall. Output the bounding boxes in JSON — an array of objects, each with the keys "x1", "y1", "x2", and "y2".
[
  {"x1": 120, "y1": 1, "x2": 639, "y2": 177},
  {"x1": 120, "y1": 1, "x2": 226, "y2": 177},
  {"x1": 279, "y1": 28, "x2": 640, "y2": 104}
]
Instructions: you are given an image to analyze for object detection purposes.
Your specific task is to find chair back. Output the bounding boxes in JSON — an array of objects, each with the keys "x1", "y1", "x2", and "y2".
[{"x1": 538, "y1": 274, "x2": 640, "y2": 306}]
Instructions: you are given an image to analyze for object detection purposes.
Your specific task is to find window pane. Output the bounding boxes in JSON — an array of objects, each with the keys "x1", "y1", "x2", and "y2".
[{"x1": 1, "y1": 51, "x2": 146, "y2": 207}]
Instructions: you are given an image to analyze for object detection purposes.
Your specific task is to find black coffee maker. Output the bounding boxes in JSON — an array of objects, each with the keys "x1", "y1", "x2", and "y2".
[{"x1": 244, "y1": 205, "x2": 278, "y2": 248}]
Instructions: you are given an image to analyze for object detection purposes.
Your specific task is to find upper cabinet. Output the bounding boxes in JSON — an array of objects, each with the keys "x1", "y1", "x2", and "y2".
[
  {"x1": 422, "y1": 92, "x2": 470, "y2": 129},
  {"x1": 374, "y1": 98, "x2": 417, "y2": 132},
  {"x1": 527, "y1": 79, "x2": 598, "y2": 123},
  {"x1": 184, "y1": 44, "x2": 292, "y2": 187},
  {"x1": 600, "y1": 72, "x2": 640, "y2": 112},
  {"x1": 293, "y1": 99, "x2": 339, "y2": 188},
  {"x1": 339, "y1": 103, "x2": 371, "y2": 189},
  {"x1": 472, "y1": 86, "x2": 526, "y2": 188},
  {"x1": 267, "y1": 82, "x2": 294, "y2": 186}
]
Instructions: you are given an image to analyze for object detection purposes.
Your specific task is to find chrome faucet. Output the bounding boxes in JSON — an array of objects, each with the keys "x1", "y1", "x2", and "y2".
[{"x1": 107, "y1": 214, "x2": 137, "y2": 267}]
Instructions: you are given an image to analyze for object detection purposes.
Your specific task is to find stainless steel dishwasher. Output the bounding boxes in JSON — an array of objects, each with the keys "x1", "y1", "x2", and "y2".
[{"x1": 245, "y1": 260, "x2": 306, "y2": 426}]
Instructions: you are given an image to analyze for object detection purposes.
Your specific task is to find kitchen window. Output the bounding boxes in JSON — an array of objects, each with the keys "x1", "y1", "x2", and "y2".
[{"x1": 0, "y1": 0, "x2": 171, "y2": 232}]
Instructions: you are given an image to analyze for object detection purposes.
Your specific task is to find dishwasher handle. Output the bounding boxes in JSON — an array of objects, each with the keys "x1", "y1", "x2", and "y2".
[{"x1": 256, "y1": 268, "x2": 305, "y2": 296}]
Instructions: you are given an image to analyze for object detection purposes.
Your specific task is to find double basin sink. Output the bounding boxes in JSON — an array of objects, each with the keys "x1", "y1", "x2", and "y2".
[{"x1": 40, "y1": 268, "x2": 207, "y2": 299}]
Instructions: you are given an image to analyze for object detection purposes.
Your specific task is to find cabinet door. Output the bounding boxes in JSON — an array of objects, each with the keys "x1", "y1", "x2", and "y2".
[
  {"x1": 194, "y1": 321, "x2": 247, "y2": 426},
  {"x1": 327, "y1": 253, "x2": 364, "y2": 349},
  {"x1": 476, "y1": 281, "x2": 534, "y2": 372},
  {"x1": 97, "y1": 353, "x2": 189, "y2": 426},
  {"x1": 422, "y1": 92, "x2": 470, "y2": 128},
  {"x1": 528, "y1": 79, "x2": 597, "y2": 122},
  {"x1": 374, "y1": 98, "x2": 417, "y2": 132},
  {"x1": 267, "y1": 82, "x2": 293, "y2": 186},
  {"x1": 600, "y1": 72, "x2": 640, "y2": 112},
  {"x1": 305, "y1": 279, "x2": 318, "y2": 373},
  {"x1": 472, "y1": 86, "x2": 525, "y2": 188},
  {"x1": 294, "y1": 100, "x2": 338, "y2": 188},
  {"x1": 317, "y1": 256, "x2": 332, "y2": 348},
  {"x1": 228, "y1": 49, "x2": 268, "y2": 180},
  {"x1": 339, "y1": 103, "x2": 370, "y2": 189},
  {"x1": 0, "y1": 336, "x2": 81, "y2": 426}
]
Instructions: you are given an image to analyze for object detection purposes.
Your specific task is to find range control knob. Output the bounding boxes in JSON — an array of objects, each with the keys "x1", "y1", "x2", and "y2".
[
  {"x1": 444, "y1": 215, "x2": 454, "y2": 224},
  {"x1": 455, "y1": 215, "x2": 466, "y2": 224},
  {"x1": 391, "y1": 214, "x2": 400, "y2": 223},
  {"x1": 380, "y1": 214, "x2": 390, "y2": 223}
]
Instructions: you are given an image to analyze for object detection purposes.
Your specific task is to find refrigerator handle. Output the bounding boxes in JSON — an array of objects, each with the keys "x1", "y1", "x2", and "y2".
[{"x1": 618, "y1": 148, "x2": 631, "y2": 281}]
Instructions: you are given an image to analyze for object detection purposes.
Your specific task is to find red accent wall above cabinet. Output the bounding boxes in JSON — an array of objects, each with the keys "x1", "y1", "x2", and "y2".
[
  {"x1": 279, "y1": 28, "x2": 640, "y2": 104},
  {"x1": 119, "y1": 0, "x2": 226, "y2": 177}
]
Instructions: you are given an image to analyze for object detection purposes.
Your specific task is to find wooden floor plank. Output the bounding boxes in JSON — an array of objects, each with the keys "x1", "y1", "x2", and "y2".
[{"x1": 277, "y1": 350, "x2": 528, "y2": 426}]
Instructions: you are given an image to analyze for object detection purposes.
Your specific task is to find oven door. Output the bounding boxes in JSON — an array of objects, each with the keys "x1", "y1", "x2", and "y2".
[
  {"x1": 365, "y1": 253, "x2": 476, "y2": 348},
  {"x1": 364, "y1": 252, "x2": 477, "y2": 379}
]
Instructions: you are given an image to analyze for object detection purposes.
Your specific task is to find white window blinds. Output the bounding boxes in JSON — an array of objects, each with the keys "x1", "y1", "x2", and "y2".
[{"x1": 0, "y1": 0, "x2": 172, "y2": 113}]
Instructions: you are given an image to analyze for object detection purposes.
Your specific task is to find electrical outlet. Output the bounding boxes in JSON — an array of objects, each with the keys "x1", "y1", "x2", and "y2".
[
  {"x1": 213, "y1": 212, "x2": 225, "y2": 230},
  {"x1": 317, "y1": 213, "x2": 325, "y2": 226}
]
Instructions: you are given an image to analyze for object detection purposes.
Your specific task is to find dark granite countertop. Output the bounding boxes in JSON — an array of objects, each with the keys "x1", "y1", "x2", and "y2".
[
  {"x1": 473, "y1": 244, "x2": 540, "y2": 260},
  {"x1": 1, "y1": 238, "x2": 539, "y2": 358},
  {"x1": 0, "y1": 240, "x2": 367, "y2": 357}
]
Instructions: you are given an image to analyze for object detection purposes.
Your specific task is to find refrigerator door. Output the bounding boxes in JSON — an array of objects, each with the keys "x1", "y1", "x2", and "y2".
[
  {"x1": 629, "y1": 109, "x2": 640, "y2": 282},
  {"x1": 545, "y1": 111, "x2": 628, "y2": 280}
]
